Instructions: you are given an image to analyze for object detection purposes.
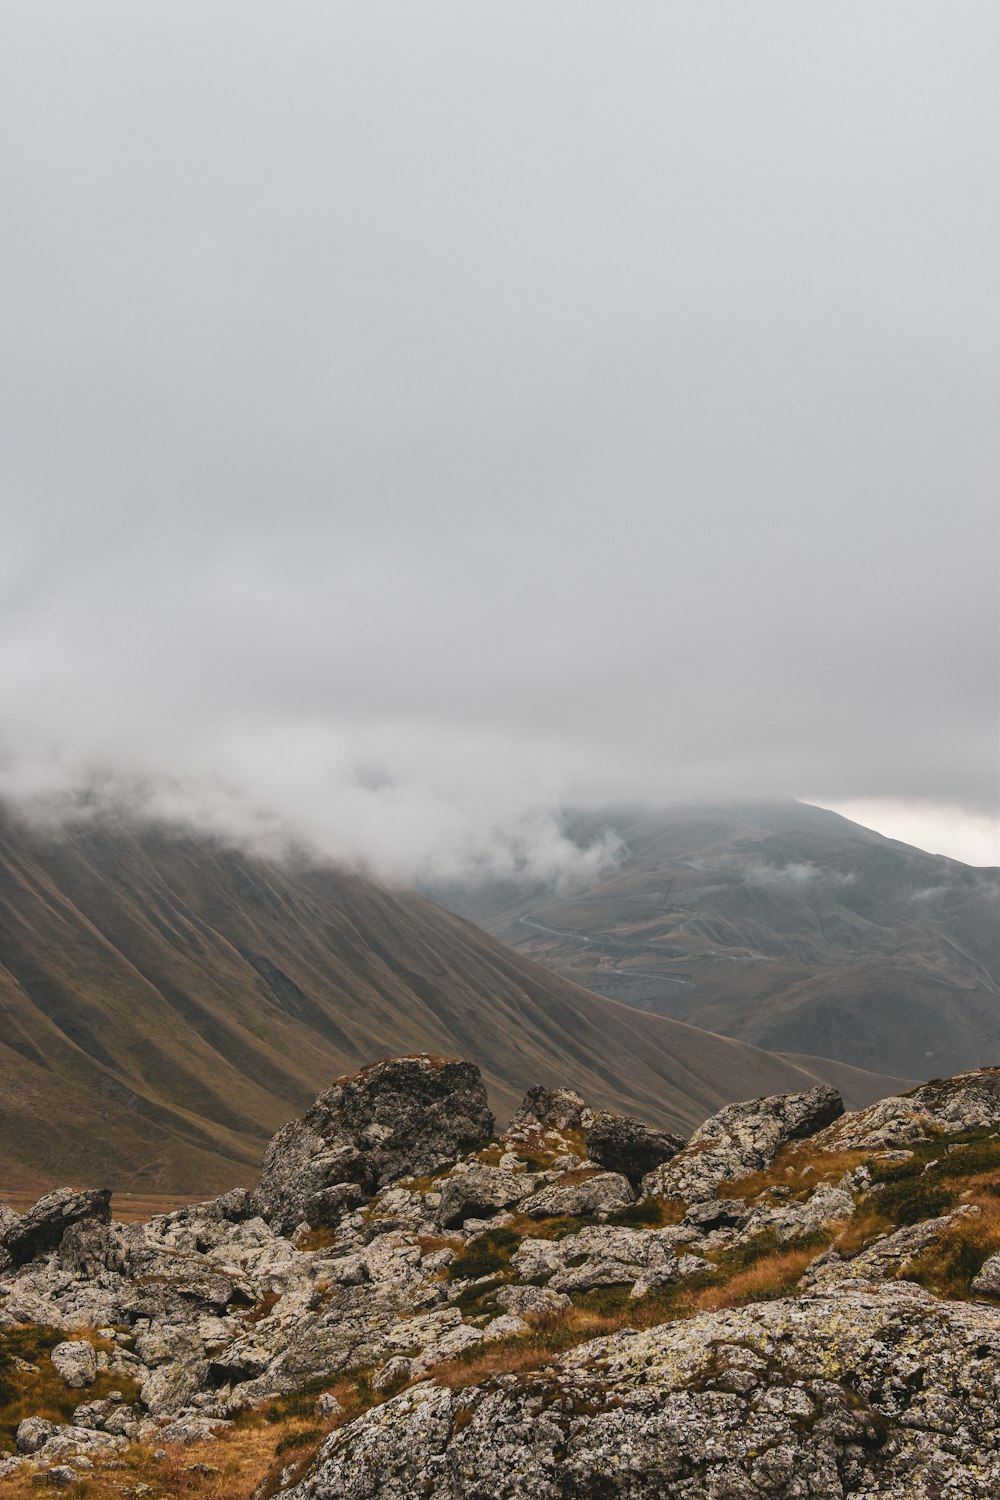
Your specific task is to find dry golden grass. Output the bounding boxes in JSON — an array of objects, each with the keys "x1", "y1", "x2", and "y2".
[
  {"x1": 415, "y1": 1233, "x2": 463, "y2": 1256},
  {"x1": 721, "y1": 1146, "x2": 869, "y2": 1204},
  {"x1": 294, "y1": 1226, "x2": 338, "y2": 1252},
  {"x1": 686, "y1": 1242, "x2": 829, "y2": 1313},
  {"x1": 898, "y1": 1189, "x2": 1000, "y2": 1300},
  {"x1": 606, "y1": 1197, "x2": 686, "y2": 1229},
  {"x1": 430, "y1": 1304, "x2": 621, "y2": 1389},
  {"x1": 0, "y1": 1328, "x2": 141, "y2": 1450},
  {"x1": 0, "y1": 1420, "x2": 327, "y2": 1500}
]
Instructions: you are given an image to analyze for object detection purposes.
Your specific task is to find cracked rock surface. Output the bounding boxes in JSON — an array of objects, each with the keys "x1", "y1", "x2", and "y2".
[{"x1": 286, "y1": 1286, "x2": 1000, "y2": 1500}]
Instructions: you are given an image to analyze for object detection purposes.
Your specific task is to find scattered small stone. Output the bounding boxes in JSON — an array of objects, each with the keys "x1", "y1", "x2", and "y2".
[
  {"x1": 40, "y1": 1467, "x2": 77, "y2": 1488},
  {"x1": 313, "y1": 1393, "x2": 343, "y2": 1419},
  {"x1": 50, "y1": 1341, "x2": 97, "y2": 1389}
]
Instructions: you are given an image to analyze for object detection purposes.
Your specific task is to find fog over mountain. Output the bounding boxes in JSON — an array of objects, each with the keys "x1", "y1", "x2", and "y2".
[{"x1": 1, "y1": 3, "x2": 997, "y2": 878}]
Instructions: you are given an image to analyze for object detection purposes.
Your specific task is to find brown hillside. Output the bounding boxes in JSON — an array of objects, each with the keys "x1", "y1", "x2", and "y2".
[{"x1": 0, "y1": 810, "x2": 905, "y2": 1193}]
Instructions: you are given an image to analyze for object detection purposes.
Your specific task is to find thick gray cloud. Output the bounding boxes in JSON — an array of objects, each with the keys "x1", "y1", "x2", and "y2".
[{"x1": 1, "y1": 3, "x2": 997, "y2": 876}]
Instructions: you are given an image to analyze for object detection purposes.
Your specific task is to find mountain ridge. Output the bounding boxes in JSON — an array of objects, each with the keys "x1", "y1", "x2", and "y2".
[
  {"x1": 0, "y1": 807, "x2": 906, "y2": 1193},
  {"x1": 431, "y1": 799, "x2": 999, "y2": 1078}
]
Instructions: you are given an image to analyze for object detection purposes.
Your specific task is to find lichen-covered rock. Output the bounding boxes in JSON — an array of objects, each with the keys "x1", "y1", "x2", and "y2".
[
  {"x1": 285, "y1": 1286, "x2": 1000, "y2": 1499},
  {"x1": 642, "y1": 1085, "x2": 843, "y2": 1203},
  {"x1": 683, "y1": 1197, "x2": 750, "y2": 1231},
  {"x1": 738, "y1": 1181, "x2": 855, "y2": 1245},
  {"x1": 303, "y1": 1183, "x2": 368, "y2": 1230},
  {"x1": 518, "y1": 1171, "x2": 634, "y2": 1220},
  {"x1": 0, "y1": 1187, "x2": 111, "y2": 1267},
  {"x1": 586, "y1": 1112, "x2": 685, "y2": 1185},
  {"x1": 493, "y1": 1283, "x2": 571, "y2": 1318},
  {"x1": 50, "y1": 1339, "x2": 98, "y2": 1388},
  {"x1": 511, "y1": 1223, "x2": 701, "y2": 1291},
  {"x1": 253, "y1": 1056, "x2": 494, "y2": 1234},
  {"x1": 437, "y1": 1164, "x2": 539, "y2": 1228},
  {"x1": 15, "y1": 1416, "x2": 60, "y2": 1453},
  {"x1": 1, "y1": 1057, "x2": 997, "y2": 1499},
  {"x1": 816, "y1": 1067, "x2": 1000, "y2": 1152},
  {"x1": 802, "y1": 1206, "x2": 979, "y2": 1289},
  {"x1": 973, "y1": 1253, "x2": 1000, "y2": 1298},
  {"x1": 508, "y1": 1085, "x2": 592, "y2": 1133}
]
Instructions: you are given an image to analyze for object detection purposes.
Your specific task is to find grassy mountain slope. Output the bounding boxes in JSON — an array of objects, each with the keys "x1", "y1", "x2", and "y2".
[
  {"x1": 432, "y1": 801, "x2": 999, "y2": 1079},
  {"x1": 0, "y1": 809, "x2": 904, "y2": 1193}
]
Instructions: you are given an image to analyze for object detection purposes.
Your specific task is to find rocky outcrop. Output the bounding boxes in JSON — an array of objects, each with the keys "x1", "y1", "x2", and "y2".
[
  {"x1": 253, "y1": 1056, "x2": 494, "y2": 1234},
  {"x1": 511, "y1": 1222, "x2": 707, "y2": 1298},
  {"x1": 736, "y1": 1180, "x2": 855, "y2": 1246},
  {"x1": 286, "y1": 1285, "x2": 1000, "y2": 1499},
  {"x1": 803, "y1": 1207, "x2": 979, "y2": 1290},
  {"x1": 508, "y1": 1085, "x2": 592, "y2": 1133},
  {"x1": 1, "y1": 1059, "x2": 998, "y2": 1498},
  {"x1": 49, "y1": 1340, "x2": 98, "y2": 1388},
  {"x1": 973, "y1": 1253, "x2": 1000, "y2": 1297},
  {"x1": 586, "y1": 1112, "x2": 685, "y2": 1185},
  {"x1": 641, "y1": 1084, "x2": 843, "y2": 1202},
  {"x1": 0, "y1": 1188, "x2": 111, "y2": 1268},
  {"x1": 815, "y1": 1067, "x2": 1000, "y2": 1152}
]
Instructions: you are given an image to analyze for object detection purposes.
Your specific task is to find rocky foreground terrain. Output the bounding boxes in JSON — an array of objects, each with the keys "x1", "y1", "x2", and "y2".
[{"x1": 1, "y1": 1057, "x2": 999, "y2": 1498}]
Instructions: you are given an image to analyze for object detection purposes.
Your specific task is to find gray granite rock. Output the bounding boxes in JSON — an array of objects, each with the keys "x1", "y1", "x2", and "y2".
[
  {"x1": 437, "y1": 1164, "x2": 539, "y2": 1228},
  {"x1": 1, "y1": 1187, "x2": 111, "y2": 1267},
  {"x1": 50, "y1": 1340, "x2": 98, "y2": 1388},
  {"x1": 254, "y1": 1056, "x2": 494, "y2": 1234},
  {"x1": 518, "y1": 1171, "x2": 634, "y2": 1220},
  {"x1": 973, "y1": 1253, "x2": 1000, "y2": 1298},
  {"x1": 508, "y1": 1085, "x2": 592, "y2": 1133},
  {"x1": 642, "y1": 1085, "x2": 843, "y2": 1203},
  {"x1": 816, "y1": 1068, "x2": 1000, "y2": 1152}
]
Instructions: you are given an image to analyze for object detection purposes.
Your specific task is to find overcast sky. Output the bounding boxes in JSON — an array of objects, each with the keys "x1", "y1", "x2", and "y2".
[{"x1": 1, "y1": 3, "x2": 997, "y2": 877}]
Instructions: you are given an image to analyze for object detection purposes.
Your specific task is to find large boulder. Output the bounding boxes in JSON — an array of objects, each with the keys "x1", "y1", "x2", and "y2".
[
  {"x1": 437, "y1": 1164, "x2": 539, "y2": 1228},
  {"x1": 253, "y1": 1055, "x2": 494, "y2": 1235},
  {"x1": 973, "y1": 1254, "x2": 1000, "y2": 1298},
  {"x1": 586, "y1": 1112, "x2": 685, "y2": 1185},
  {"x1": 642, "y1": 1085, "x2": 843, "y2": 1203},
  {"x1": 0, "y1": 1187, "x2": 111, "y2": 1267},
  {"x1": 15, "y1": 1417, "x2": 60, "y2": 1454},
  {"x1": 50, "y1": 1340, "x2": 98, "y2": 1389},
  {"x1": 815, "y1": 1068, "x2": 1000, "y2": 1152}
]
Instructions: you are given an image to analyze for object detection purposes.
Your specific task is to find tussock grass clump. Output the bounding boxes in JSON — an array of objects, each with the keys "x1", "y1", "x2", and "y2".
[
  {"x1": 415, "y1": 1232, "x2": 462, "y2": 1256},
  {"x1": 295, "y1": 1226, "x2": 338, "y2": 1252},
  {"x1": 606, "y1": 1198, "x2": 685, "y2": 1229},
  {"x1": 242, "y1": 1289, "x2": 282, "y2": 1326},
  {"x1": 689, "y1": 1243, "x2": 825, "y2": 1313},
  {"x1": 898, "y1": 1193, "x2": 1000, "y2": 1300},
  {"x1": 723, "y1": 1146, "x2": 869, "y2": 1205},
  {"x1": 447, "y1": 1227, "x2": 521, "y2": 1281},
  {"x1": 834, "y1": 1128, "x2": 1000, "y2": 1279}
]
